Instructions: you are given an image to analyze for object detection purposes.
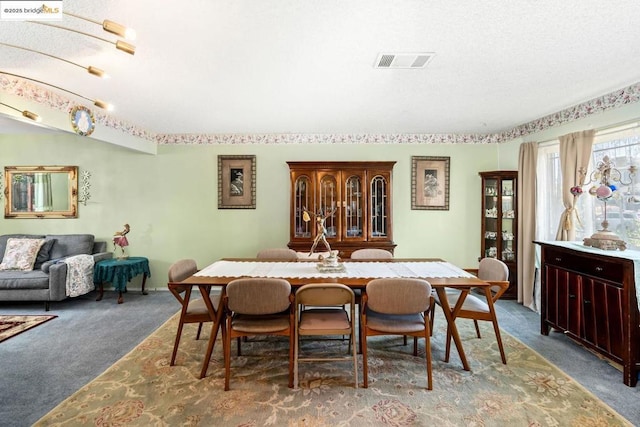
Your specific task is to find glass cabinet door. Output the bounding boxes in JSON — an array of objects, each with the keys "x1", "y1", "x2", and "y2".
[
  {"x1": 501, "y1": 178, "x2": 516, "y2": 262},
  {"x1": 344, "y1": 174, "x2": 363, "y2": 238},
  {"x1": 318, "y1": 173, "x2": 339, "y2": 239},
  {"x1": 293, "y1": 175, "x2": 312, "y2": 238},
  {"x1": 370, "y1": 175, "x2": 389, "y2": 238},
  {"x1": 483, "y1": 178, "x2": 499, "y2": 258}
]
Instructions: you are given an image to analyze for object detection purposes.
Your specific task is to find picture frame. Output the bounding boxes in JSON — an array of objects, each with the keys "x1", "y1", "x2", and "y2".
[
  {"x1": 411, "y1": 156, "x2": 450, "y2": 210},
  {"x1": 218, "y1": 155, "x2": 256, "y2": 209}
]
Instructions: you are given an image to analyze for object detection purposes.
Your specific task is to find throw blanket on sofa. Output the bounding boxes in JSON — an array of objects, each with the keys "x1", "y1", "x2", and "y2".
[{"x1": 63, "y1": 255, "x2": 95, "y2": 297}]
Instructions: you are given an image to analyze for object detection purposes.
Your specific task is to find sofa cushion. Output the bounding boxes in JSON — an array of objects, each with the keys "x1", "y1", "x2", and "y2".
[
  {"x1": 0, "y1": 234, "x2": 45, "y2": 263},
  {"x1": 33, "y1": 238, "x2": 56, "y2": 270},
  {"x1": 46, "y1": 234, "x2": 95, "y2": 260},
  {"x1": 0, "y1": 238, "x2": 46, "y2": 271},
  {"x1": 0, "y1": 269, "x2": 49, "y2": 289}
]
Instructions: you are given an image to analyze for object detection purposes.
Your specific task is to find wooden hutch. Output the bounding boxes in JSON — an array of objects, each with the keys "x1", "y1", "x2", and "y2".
[{"x1": 287, "y1": 161, "x2": 396, "y2": 258}]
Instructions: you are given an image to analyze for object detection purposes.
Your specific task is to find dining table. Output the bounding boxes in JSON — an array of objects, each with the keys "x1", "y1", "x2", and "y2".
[{"x1": 178, "y1": 258, "x2": 500, "y2": 379}]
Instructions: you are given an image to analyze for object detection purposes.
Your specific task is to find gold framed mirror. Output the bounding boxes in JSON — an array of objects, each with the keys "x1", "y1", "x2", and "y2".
[{"x1": 4, "y1": 166, "x2": 78, "y2": 218}]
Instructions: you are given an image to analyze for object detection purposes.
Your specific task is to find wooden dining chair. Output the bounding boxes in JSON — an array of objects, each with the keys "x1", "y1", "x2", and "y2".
[
  {"x1": 350, "y1": 248, "x2": 393, "y2": 260},
  {"x1": 350, "y1": 248, "x2": 395, "y2": 349},
  {"x1": 223, "y1": 277, "x2": 295, "y2": 391},
  {"x1": 361, "y1": 278, "x2": 434, "y2": 390},
  {"x1": 430, "y1": 257, "x2": 509, "y2": 364},
  {"x1": 256, "y1": 248, "x2": 298, "y2": 260},
  {"x1": 294, "y1": 283, "x2": 358, "y2": 388},
  {"x1": 168, "y1": 259, "x2": 220, "y2": 367}
]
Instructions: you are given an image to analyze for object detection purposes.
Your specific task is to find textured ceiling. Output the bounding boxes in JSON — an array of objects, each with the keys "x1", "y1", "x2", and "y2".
[{"x1": 1, "y1": 0, "x2": 640, "y2": 137}]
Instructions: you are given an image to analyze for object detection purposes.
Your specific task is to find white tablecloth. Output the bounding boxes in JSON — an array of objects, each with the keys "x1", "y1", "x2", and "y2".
[{"x1": 195, "y1": 260, "x2": 475, "y2": 279}]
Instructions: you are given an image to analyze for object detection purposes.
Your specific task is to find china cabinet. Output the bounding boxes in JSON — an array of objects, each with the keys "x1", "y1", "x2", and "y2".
[
  {"x1": 287, "y1": 161, "x2": 396, "y2": 258},
  {"x1": 480, "y1": 171, "x2": 518, "y2": 299},
  {"x1": 536, "y1": 241, "x2": 639, "y2": 387}
]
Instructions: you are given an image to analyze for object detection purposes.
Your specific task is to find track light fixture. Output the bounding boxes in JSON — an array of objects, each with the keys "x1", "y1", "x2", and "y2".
[
  {"x1": 0, "y1": 42, "x2": 109, "y2": 78},
  {"x1": 63, "y1": 11, "x2": 136, "y2": 41},
  {"x1": 28, "y1": 21, "x2": 136, "y2": 55},
  {"x1": 0, "y1": 101, "x2": 41, "y2": 122},
  {"x1": 0, "y1": 71, "x2": 114, "y2": 111}
]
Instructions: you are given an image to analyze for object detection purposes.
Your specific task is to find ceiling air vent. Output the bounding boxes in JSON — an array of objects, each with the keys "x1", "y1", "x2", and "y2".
[{"x1": 375, "y1": 52, "x2": 435, "y2": 69}]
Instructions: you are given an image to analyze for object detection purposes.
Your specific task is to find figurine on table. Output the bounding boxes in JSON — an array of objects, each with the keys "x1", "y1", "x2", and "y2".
[
  {"x1": 112, "y1": 223, "x2": 130, "y2": 259},
  {"x1": 303, "y1": 206, "x2": 336, "y2": 256}
]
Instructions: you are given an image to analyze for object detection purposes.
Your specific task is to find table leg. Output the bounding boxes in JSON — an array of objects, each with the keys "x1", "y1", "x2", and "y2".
[
  {"x1": 96, "y1": 283, "x2": 104, "y2": 301},
  {"x1": 200, "y1": 287, "x2": 225, "y2": 379},
  {"x1": 484, "y1": 286, "x2": 507, "y2": 364},
  {"x1": 141, "y1": 273, "x2": 148, "y2": 295},
  {"x1": 435, "y1": 287, "x2": 470, "y2": 371}
]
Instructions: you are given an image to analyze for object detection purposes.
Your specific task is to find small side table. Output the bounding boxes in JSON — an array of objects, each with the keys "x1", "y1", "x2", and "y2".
[{"x1": 94, "y1": 257, "x2": 151, "y2": 304}]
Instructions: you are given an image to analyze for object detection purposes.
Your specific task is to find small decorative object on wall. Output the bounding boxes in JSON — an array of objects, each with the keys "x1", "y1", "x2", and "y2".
[
  {"x1": 69, "y1": 105, "x2": 96, "y2": 136},
  {"x1": 78, "y1": 170, "x2": 91, "y2": 206},
  {"x1": 218, "y1": 155, "x2": 256, "y2": 209},
  {"x1": 411, "y1": 156, "x2": 450, "y2": 210},
  {"x1": 112, "y1": 223, "x2": 130, "y2": 259},
  {"x1": 579, "y1": 155, "x2": 637, "y2": 251}
]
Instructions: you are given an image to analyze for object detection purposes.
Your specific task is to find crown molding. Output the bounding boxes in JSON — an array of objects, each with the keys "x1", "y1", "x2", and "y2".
[{"x1": 2, "y1": 75, "x2": 639, "y2": 145}]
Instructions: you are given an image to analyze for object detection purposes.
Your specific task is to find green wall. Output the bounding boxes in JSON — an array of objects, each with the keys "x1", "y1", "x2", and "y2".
[{"x1": 0, "y1": 133, "x2": 500, "y2": 290}]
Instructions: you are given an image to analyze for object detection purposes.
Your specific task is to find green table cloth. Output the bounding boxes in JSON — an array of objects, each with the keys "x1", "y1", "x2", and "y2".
[{"x1": 94, "y1": 257, "x2": 150, "y2": 292}]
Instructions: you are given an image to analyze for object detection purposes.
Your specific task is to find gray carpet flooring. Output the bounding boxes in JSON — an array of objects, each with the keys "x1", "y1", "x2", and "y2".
[{"x1": 0, "y1": 290, "x2": 639, "y2": 426}]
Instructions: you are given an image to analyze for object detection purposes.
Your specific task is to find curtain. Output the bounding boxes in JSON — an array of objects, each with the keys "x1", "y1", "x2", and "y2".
[
  {"x1": 32, "y1": 173, "x2": 53, "y2": 212},
  {"x1": 555, "y1": 130, "x2": 595, "y2": 241},
  {"x1": 517, "y1": 142, "x2": 538, "y2": 310}
]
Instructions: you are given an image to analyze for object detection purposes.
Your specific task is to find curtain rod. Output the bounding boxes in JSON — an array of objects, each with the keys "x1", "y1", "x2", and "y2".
[{"x1": 537, "y1": 119, "x2": 640, "y2": 146}]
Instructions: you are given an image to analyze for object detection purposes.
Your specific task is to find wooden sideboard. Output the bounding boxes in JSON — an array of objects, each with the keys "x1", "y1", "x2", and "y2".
[{"x1": 536, "y1": 241, "x2": 640, "y2": 386}]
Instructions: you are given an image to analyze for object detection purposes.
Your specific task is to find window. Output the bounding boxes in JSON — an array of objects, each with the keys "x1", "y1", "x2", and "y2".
[{"x1": 536, "y1": 124, "x2": 640, "y2": 250}]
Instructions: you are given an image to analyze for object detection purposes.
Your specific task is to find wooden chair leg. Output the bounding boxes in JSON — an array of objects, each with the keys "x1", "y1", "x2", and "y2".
[
  {"x1": 444, "y1": 326, "x2": 452, "y2": 363},
  {"x1": 224, "y1": 319, "x2": 232, "y2": 391},
  {"x1": 362, "y1": 333, "x2": 369, "y2": 388},
  {"x1": 413, "y1": 337, "x2": 418, "y2": 356},
  {"x1": 429, "y1": 306, "x2": 435, "y2": 336},
  {"x1": 288, "y1": 329, "x2": 294, "y2": 388},
  {"x1": 424, "y1": 328, "x2": 432, "y2": 390},
  {"x1": 196, "y1": 322, "x2": 203, "y2": 340},
  {"x1": 170, "y1": 320, "x2": 185, "y2": 366},
  {"x1": 474, "y1": 320, "x2": 481, "y2": 338},
  {"x1": 492, "y1": 319, "x2": 507, "y2": 364}
]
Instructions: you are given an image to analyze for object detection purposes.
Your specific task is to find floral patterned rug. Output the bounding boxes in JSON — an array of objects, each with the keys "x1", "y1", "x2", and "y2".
[
  {"x1": 35, "y1": 313, "x2": 631, "y2": 426},
  {"x1": 0, "y1": 315, "x2": 56, "y2": 343}
]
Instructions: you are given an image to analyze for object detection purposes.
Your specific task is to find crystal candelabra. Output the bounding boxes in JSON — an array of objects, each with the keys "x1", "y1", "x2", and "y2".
[{"x1": 578, "y1": 155, "x2": 637, "y2": 251}]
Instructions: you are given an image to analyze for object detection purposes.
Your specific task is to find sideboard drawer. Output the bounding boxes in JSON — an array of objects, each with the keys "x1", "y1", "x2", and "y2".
[{"x1": 545, "y1": 248, "x2": 623, "y2": 283}]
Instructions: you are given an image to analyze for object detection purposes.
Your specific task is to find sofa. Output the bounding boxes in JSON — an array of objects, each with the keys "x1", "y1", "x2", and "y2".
[{"x1": 0, "y1": 234, "x2": 112, "y2": 310}]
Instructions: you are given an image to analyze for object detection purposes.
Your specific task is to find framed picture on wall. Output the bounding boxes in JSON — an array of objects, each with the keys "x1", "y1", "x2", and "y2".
[
  {"x1": 411, "y1": 156, "x2": 450, "y2": 210},
  {"x1": 218, "y1": 155, "x2": 256, "y2": 209}
]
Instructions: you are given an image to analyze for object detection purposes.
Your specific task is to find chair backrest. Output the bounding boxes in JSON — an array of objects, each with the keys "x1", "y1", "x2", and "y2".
[
  {"x1": 226, "y1": 278, "x2": 292, "y2": 315},
  {"x1": 478, "y1": 257, "x2": 509, "y2": 281},
  {"x1": 366, "y1": 278, "x2": 431, "y2": 314},
  {"x1": 478, "y1": 258, "x2": 509, "y2": 296},
  {"x1": 256, "y1": 248, "x2": 298, "y2": 261},
  {"x1": 350, "y1": 249, "x2": 393, "y2": 260},
  {"x1": 168, "y1": 259, "x2": 198, "y2": 282},
  {"x1": 295, "y1": 283, "x2": 354, "y2": 307}
]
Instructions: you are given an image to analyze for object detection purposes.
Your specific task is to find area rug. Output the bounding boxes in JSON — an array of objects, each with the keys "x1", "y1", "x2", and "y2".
[
  {"x1": 0, "y1": 315, "x2": 56, "y2": 343},
  {"x1": 34, "y1": 314, "x2": 631, "y2": 426}
]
